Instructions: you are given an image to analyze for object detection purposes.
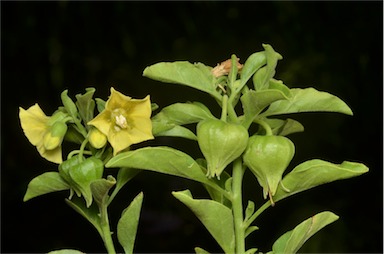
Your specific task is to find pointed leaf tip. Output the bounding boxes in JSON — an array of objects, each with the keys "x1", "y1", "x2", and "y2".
[
  {"x1": 272, "y1": 211, "x2": 339, "y2": 253},
  {"x1": 24, "y1": 172, "x2": 70, "y2": 202},
  {"x1": 117, "y1": 192, "x2": 144, "y2": 254},
  {"x1": 263, "y1": 88, "x2": 354, "y2": 116}
]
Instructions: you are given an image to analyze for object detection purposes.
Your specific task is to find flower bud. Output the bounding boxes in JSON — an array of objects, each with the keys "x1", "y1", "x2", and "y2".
[
  {"x1": 243, "y1": 135, "x2": 295, "y2": 202},
  {"x1": 43, "y1": 121, "x2": 68, "y2": 150},
  {"x1": 197, "y1": 119, "x2": 249, "y2": 179},
  {"x1": 88, "y1": 127, "x2": 107, "y2": 149}
]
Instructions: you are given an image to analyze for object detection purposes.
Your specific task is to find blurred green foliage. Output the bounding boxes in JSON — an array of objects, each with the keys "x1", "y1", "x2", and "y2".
[{"x1": 2, "y1": 1, "x2": 382, "y2": 253}]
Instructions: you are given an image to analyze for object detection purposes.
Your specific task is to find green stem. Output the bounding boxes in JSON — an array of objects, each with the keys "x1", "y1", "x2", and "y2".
[
  {"x1": 73, "y1": 117, "x2": 88, "y2": 138},
  {"x1": 244, "y1": 201, "x2": 271, "y2": 229},
  {"x1": 100, "y1": 204, "x2": 116, "y2": 254},
  {"x1": 67, "y1": 150, "x2": 92, "y2": 160},
  {"x1": 221, "y1": 95, "x2": 228, "y2": 122},
  {"x1": 232, "y1": 158, "x2": 245, "y2": 254},
  {"x1": 228, "y1": 54, "x2": 238, "y2": 90},
  {"x1": 205, "y1": 180, "x2": 232, "y2": 201},
  {"x1": 227, "y1": 95, "x2": 239, "y2": 123},
  {"x1": 78, "y1": 138, "x2": 89, "y2": 162},
  {"x1": 254, "y1": 118, "x2": 273, "y2": 136}
]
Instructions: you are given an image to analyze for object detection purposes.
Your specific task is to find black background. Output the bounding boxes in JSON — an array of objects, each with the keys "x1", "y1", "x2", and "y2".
[{"x1": 2, "y1": 1, "x2": 383, "y2": 253}]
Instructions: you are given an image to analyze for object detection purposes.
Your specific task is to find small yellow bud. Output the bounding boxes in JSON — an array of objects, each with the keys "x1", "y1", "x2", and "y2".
[
  {"x1": 89, "y1": 127, "x2": 107, "y2": 149},
  {"x1": 43, "y1": 133, "x2": 61, "y2": 150},
  {"x1": 43, "y1": 121, "x2": 67, "y2": 150}
]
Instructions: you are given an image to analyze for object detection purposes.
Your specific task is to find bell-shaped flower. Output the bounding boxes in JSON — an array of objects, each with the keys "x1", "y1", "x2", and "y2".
[
  {"x1": 19, "y1": 104, "x2": 67, "y2": 164},
  {"x1": 88, "y1": 87, "x2": 154, "y2": 155}
]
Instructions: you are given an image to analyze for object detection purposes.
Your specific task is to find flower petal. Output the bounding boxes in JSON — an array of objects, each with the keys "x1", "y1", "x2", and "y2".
[
  {"x1": 108, "y1": 129, "x2": 134, "y2": 155},
  {"x1": 128, "y1": 95, "x2": 152, "y2": 118},
  {"x1": 129, "y1": 116, "x2": 154, "y2": 139},
  {"x1": 128, "y1": 126, "x2": 154, "y2": 144},
  {"x1": 88, "y1": 110, "x2": 112, "y2": 136},
  {"x1": 107, "y1": 87, "x2": 132, "y2": 110},
  {"x1": 36, "y1": 141, "x2": 63, "y2": 164},
  {"x1": 19, "y1": 104, "x2": 49, "y2": 145}
]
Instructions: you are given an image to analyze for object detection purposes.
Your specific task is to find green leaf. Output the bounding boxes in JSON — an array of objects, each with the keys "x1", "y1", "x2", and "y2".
[
  {"x1": 195, "y1": 247, "x2": 211, "y2": 254},
  {"x1": 264, "y1": 118, "x2": 305, "y2": 136},
  {"x1": 90, "y1": 175, "x2": 116, "y2": 208},
  {"x1": 106, "y1": 147, "x2": 209, "y2": 184},
  {"x1": 113, "y1": 168, "x2": 141, "y2": 197},
  {"x1": 65, "y1": 196, "x2": 102, "y2": 235},
  {"x1": 64, "y1": 125, "x2": 85, "y2": 144},
  {"x1": 75, "y1": 87, "x2": 96, "y2": 125},
  {"x1": 24, "y1": 172, "x2": 70, "y2": 202},
  {"x1": 48, "y1": 249, "x2": 84, "y2": 254},
  {"x1": 117, "y1": 192, "x2": 144, "y2": 254},
  {"x1": 253, "y1": 44, "x2": 283, "y2": 91},
  {"x1": 173, "y1": 190, "x2": 235, "y2": 253},
  {"x1": 271, "y1": 211, "x2": 339, "y2": 253},
  {"x1": 95, "y1": 98, "x2": 106, "y2": 113},
  {"x1": 239, "y1": 51, "x2": 267, "y2": 92},
  {"x1": 197, "y1": 158, "x2": 232, "y2": 206},
  {"x1": 143, "y1": 61, "x2": 222, "y2": 100},
  {"x1": 273, "y1": 160, "x2": 369, "y2": 203},
  {"x1": 268, "y1": 79, "x2": 292, "y2": 98},
  {"x1": 155, "y1": 125, "x2": 197, "y2": 140},
  {"x1": 245, "y1": 200, "x2": 255, "y2": 222},
  {"x1": 262, "y1": 88, "x2": 353, "y2": 116},
  {"x1": 152, "y1": 102, "x2": 215, "y2": 127},
  {"x1": 152, "y1": 102, "x2": 215, "y2": 138},
  {"x1": 151, "y1": 118, "x2": 175, "y2": 135},
  {"x1": 245, "y1": 248, "x2": 258, "y2": 254},
  {"x1": 241, "y1": 89, "x2": 289, "y2": 128},
  {"x1": 202, "y1": 170, "x2": 232, "y2": 208},
  {"x1": 61, "y1": 90, "x2": 78, "y2": 118},
  {"x1": 104, "y1": 167, "x2": 141, "y2": 208},
  {"x1": 151, "y1": 102, "x2": 159, "y2": 111},
  {"x1": 245, "y1": 226, "x2": 259, "y2": 238}
]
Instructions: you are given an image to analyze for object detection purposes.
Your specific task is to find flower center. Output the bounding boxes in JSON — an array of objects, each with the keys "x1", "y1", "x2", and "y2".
[
  {"x1": 112, "y1": 109, "x2": 129, "y2": 131},
  {"x1": 115, "y1": 114, "x2": 128, "y2": 129}
]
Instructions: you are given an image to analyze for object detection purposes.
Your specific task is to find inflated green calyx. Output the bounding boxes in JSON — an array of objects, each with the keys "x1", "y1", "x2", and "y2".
[
  {"x1": 197, "y1": 119, "x2": 249, "y2": 179},
  {"x1": 243, "y1": 135, "x2": 295, "y2": 204}
]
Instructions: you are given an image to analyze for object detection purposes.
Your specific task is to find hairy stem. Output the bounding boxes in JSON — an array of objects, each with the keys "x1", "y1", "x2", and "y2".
[
  {"x1": 232, "y1": 158, "x2": 245, "y2": 254},
  {"x1": 100, "y1": 205, "x2": 116, "y2": 254}
]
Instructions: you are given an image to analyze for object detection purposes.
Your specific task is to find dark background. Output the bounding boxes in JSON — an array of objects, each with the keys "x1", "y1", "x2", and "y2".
[{"x1": 1, "y1": 1, "x2": 383, "y2": 253}]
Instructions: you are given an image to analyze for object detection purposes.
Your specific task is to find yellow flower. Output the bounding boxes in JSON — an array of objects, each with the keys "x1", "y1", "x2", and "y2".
[
  {"x1": 19, "y1": 104, "x2": 65, "y2": 164},
  {"x1": 88, "y1": 87, "x2": 154, "y2": 155}
]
